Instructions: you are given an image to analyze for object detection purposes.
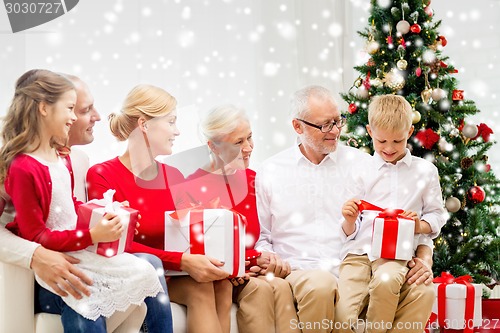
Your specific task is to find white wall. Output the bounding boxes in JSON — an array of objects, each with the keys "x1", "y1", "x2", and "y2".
[{"x1": 0, "y1": 0, "x2": 499, "y2": 173}]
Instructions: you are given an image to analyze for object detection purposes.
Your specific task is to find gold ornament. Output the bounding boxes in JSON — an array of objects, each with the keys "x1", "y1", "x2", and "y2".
[
  {"x1": 366, "y1": 41, "x2": 380, "y2": 55},
  {"x1": 384, "y1": 69, "x2": 405, "y2": 91},
  {"x1": 397, "y1": 59, "x2": 408, "y2": 70},
  {"x1": 354, "y1": 77, "x2": 363, "y2": 88},
  {"x1": 371, "y1": 78, "x2": 383, "y2": 88},
  {"x1": 421, "y1": 88, "x2": 432, "y2": 104},
  {"x1": 412, "y1": 110, "x2": 421, "y2": 124}
]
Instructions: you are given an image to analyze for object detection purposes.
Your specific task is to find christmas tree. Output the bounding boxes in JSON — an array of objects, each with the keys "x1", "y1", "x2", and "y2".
[{"x1": 341, "y1": 0, "x2": 500, "y2": 285}]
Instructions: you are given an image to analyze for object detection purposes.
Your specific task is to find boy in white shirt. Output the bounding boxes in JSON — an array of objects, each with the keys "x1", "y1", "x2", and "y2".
[{"x1": 336, "y1": 95, "x2": 446, "y2": 333}]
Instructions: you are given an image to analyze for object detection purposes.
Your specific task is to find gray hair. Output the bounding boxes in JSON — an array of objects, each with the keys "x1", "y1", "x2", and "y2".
[
  {"x1": 199, "y1": 104, "x2": 249, "y2": 142},
  {"x1": 290, "y1": 85, "x2": 337, "y2": 119}
]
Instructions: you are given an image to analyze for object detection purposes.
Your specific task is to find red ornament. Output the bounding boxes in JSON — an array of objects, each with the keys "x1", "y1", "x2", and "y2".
[
  {"x1": 348, "y1": 103, "x2": 358, "y2": 114},
  {"x1": 415, "y1": 67, "x2": 422, "y2": 77},
  {"x1": 399, "y1": 36, "x2": 406, "y2": 49},
  {"x1": 367, "y1": 58, "x2": 375, "y2": 67},
  {"x1": 364, "y1": 71, "x2": 371, "y2": 91},
  {"x1": 440, "y1": 61, "x2": 448, "y2": 68},
  {"x1": 473, "y1": 123, "x2": 494, "y2": 142},
  {"x1": 415, "y1": 128, "x2": 440, "y2": 149},
  {"x1": 452, "y1": 89, "x2": 464, "y2": 101},
  {"x1": 468, "y1": 185, "x2": 485, "y2": 204},
  {"x1": 438, "y1": 35, "x2": 448, "y2": 47},
  {"x1": 410, "y1": 24, "x2": 421, "y2": 33},
  {"x1": 485, "y1": 164, "x2": 491, "y2": 172},
  {"x1": 458, "y1": 119, "x2": 465, "y2": 131},
  {"x1": 387, "y1": 35, "x2": 393, "y2": 45}
]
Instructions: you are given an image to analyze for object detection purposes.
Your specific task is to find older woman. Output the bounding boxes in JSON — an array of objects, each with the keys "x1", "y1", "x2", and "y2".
[
  {"x1": 184, "y1": 105, "x2": 299, "y2": 333},
  {"x1": 86, "y1": 85, "x2": 232, "y2": 333}
]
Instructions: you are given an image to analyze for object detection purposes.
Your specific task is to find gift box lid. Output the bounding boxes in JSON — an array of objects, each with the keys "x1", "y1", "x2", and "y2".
[{"x1": 434, "y1": 283, "x2": 483, "y2": 299}]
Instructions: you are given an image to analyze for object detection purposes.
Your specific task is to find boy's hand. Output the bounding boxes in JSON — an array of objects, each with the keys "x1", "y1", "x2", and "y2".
[
  {"x1": 89, "y1": 213, "x2": 123, "y2": 243},
  {"x1": 342, "y1": 199, "x2": 360, "y2": 225}
]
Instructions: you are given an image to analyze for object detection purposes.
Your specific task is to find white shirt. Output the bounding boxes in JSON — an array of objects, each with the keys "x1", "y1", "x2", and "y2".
[
  {"x1": 70, "y1": 147, "x2": 90, "y2": 202},
  {"x1": 341, "y1": 149, "x2": 447, "y2": 261},
  {"x1": 255, "y1": 144, "x2": 371, "y2": 277}
]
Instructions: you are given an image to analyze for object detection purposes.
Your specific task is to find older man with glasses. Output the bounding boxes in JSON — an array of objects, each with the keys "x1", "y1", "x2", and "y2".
[{"x1": 253, "y1": 85, "x2": 435, "y2": 333}]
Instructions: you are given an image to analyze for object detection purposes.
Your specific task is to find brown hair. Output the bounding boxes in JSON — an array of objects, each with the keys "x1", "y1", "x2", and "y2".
[{"x1": 0, "y1": 69, "x2": 74, "y2": 182}]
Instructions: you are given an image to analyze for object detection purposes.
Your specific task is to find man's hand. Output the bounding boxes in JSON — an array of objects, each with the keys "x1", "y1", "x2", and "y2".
[
  {"x1": 406, "y1": 245, "x2": 434, "y2": 285},
  {"x1": 180, "y1": 254, "x2": 230, "y2": 283},
  {"x1": 31, "y1": 247, "x2": 93, "y2": 299},
  {"x1": 252, "y1": 251, "x2": 291, "y2": 278}
]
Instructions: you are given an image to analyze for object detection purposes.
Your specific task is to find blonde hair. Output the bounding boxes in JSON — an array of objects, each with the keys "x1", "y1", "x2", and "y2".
[
  {"x1": 199, "y1": 104, "x2": 249, "y2": 143},
  {"x1": 290, "y1": 85, "x2": 337, "y2": 119},
  {"x1": 368, "y1": 95, "x2": 413, "y2": 132},
  {"x1": 109, "y1": 84, "x2": 177, "y2": 141},
  {"x1": 0, "y1": 69, "x2": 74, "y2": 183}
]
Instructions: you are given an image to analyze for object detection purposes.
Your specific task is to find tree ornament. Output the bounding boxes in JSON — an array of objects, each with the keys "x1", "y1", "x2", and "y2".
[
  {"x1": 366, "y1": 41, "x2": 380, "y2": 55},
  {"x1": 348, "y1": 103, "x2": 358, "y2": 114},
  {"x1": 485, "y1": 164, "x2": 491, "y2": 172},
  {"x1": 438, "y1": 35, "x2": 448, "y2": 47},
  {"x1": 396, "y1": 20, "x2": 410, "y2": 34},
  {"x1": 460, "y1": 157, "x2": 474, "y2": 170},
  {"x1": 462, "y1": 124, "x2": 479, "y2": 138},
  {"x1": 424, "y1": 6, "x2": 433, "y2": 17},
  {"x1": 410, "y1": 24, "x2": 421, "y2": 33},
  {"x1": 356, "y1": 86, "x2": 369, "y2": 99},
  {"x1": 367, "y1": 58, "x2": 375, "y2": 67},
  {"x1": 438, "y1": 137, "x2": 453, "y2": 152},
  {"x1": 390, "y1": 7, "x2": 401, "y2": 18},
  {"x1": 386, "y1": 26, "x2": 394, "y2": 48},
  {"x1": 452, "y1": 89, "x2": 464, "y2": 101},
  {"x1": 415, "y1": 67, "x2": 422, "y2": 77},
  {"x1": 445, "y1": 197, "x2": 461, "y2": 213},
  {"x1": 432, "y1": 88, "x2": 446, "y2": 101},
  {"x1": 412, "y1": 110, "x2": 421, "y2": 124},
  {"x1": 384, "y1": 68, "x2": 405, "y2": 91},
  {"x1": 421, "y1": 72, "x2": 432, "y2": 104},
  {"x1": 415, "y1": 128, "x2": 440, "y2": 149},
  {"x1": 354, "y1": 77, "x2": 363, "y2": 88},
  {"x1": 473, "y1": 123, "x2": 494, "y2": 142},
  {"x1": 397, "y1": 59, "x2": 408, "y2": 70},
  {"x1": 468, "y1": 186, "x2": 485, "y2": 204},
  {"x1": 371, "y1": 77, "x2": 383, "y2": 88},
  {"x1": 346, "y1": 138, "x2": 358, "y2": 147}
]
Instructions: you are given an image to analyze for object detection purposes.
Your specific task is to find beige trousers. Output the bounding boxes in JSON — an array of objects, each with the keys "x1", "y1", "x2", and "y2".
[
  {"x1": 335, "y1": 254, "x2": 434, "y2": 333},
  {"x1": 235, "y1": 275, "x2": 300, "y2": 333},
  {"x1": 285, "y1": 270, "x2": 339, "y2": 333}
]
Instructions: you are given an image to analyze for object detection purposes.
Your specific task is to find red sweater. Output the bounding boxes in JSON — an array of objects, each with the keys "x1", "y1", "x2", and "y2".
[
  {"x1": 5, "y1": 154, "x2": 93, "y2": 251},
  {"x1": 184, "y1": 168, "x2": 260, "y2": 260},
  {"x1": 86, "y1": 157, "x2": 185, "y2": 271}
]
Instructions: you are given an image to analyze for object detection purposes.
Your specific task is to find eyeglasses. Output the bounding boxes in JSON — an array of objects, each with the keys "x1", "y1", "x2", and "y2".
[{"x1": 296, "y1": 116, "x2": 347, "y2": 133}]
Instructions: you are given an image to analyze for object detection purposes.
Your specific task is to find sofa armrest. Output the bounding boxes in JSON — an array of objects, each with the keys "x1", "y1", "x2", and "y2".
[{"x1": 0, "y1": 260, "x2": 35, "y2": 333}]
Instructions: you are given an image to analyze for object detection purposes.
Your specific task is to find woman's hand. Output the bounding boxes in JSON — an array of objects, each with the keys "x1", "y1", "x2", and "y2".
[{"x1": 180, "y1": 254, "x2": 230, "y2": 282}]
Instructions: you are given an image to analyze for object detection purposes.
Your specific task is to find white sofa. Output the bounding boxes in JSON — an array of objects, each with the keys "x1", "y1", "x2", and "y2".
[{"x1": 0, "y1": 261, "x2": 239, "y2": 333}]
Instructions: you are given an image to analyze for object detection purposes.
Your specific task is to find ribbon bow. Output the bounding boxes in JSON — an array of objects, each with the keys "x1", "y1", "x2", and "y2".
[
  {"x1": 358, "y1": 200, "x2": 408, "y2": 220},
  {"x1": 433, "y1": 272, "x2": 476, "y2": 333}
]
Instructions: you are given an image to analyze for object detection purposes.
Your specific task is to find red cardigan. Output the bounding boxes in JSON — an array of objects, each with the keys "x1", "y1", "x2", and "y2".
[
  {"x1": 5, "y1": 154, "x2": 93, "y2": 251},
  {"x1": 86, "y1": 157, "x2": 186, "y2": 271}
]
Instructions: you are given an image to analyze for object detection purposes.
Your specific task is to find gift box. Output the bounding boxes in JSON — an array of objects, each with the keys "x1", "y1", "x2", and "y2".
[
  {"x1": 164, "y1": 208, "x2": 246, "y2": 278},
  {"x1": 430, "y1": 273, "x2": 483, "y2": 332},
  {"x1": 77, "y1": 189, "x2": 138, "y2": 257},
  {"x1": 358, "y1": 200, "x2": 415, "y2": 261}
]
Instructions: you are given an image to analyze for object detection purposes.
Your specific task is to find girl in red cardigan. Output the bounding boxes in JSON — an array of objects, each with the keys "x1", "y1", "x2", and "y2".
[{"x1": 0, "y1": 69, "x2": 162, "y2": 329}]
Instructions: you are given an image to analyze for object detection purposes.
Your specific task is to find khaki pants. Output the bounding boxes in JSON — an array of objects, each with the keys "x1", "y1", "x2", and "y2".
[
  {"x1": 235, "y1": 275, "x2": 300, "y2": 333},
  {"x1": 285, "y1": 270, "x2": 339, "y2": 333},
  {"x1": 336, "y1": 254, "x2": 434, "y2": 333}
]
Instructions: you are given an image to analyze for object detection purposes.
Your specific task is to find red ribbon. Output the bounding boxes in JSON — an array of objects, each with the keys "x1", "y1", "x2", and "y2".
[
  {"x1": 433, "y1": 272, "x2": 476, "y2": 333},
  {"x1": 189, "y1": 210, "x2": 205, "y2": 255},
  {"x1": 358, "y1": 200, "x2": 411, "y2": 259}
]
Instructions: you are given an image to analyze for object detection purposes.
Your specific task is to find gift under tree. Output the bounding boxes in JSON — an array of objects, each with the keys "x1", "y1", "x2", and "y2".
[{"x1": 341, "y1": 0, "x2": 500, "y2": 288}]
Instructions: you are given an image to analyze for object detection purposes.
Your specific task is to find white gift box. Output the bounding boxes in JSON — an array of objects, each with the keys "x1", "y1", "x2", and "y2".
[
  {"x1": 77, "y1": 190, "x2": 137, "y2": 257},
  {"x1": 370, "y1": 213, "x2": 415, "y2": 261},
  {"x1": 164, "y1": 208, "x2": 246, "y2": 277},
  {"x1": 431, "y1": 282, "x2": 483, "y2": 329}
]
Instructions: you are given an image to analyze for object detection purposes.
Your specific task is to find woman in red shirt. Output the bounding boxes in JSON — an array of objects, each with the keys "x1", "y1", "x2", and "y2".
[
  {"x1": 184, "y1": 105, "x2": 299, "y2": 333},
  {"x1": 86, "y1": 84, "x2": 232, "y2": 333}
]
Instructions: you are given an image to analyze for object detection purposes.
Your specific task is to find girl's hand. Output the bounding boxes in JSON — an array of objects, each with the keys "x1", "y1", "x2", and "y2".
[{"x1": 89, "y1": 213, "x2": 123, "y2": 243}]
